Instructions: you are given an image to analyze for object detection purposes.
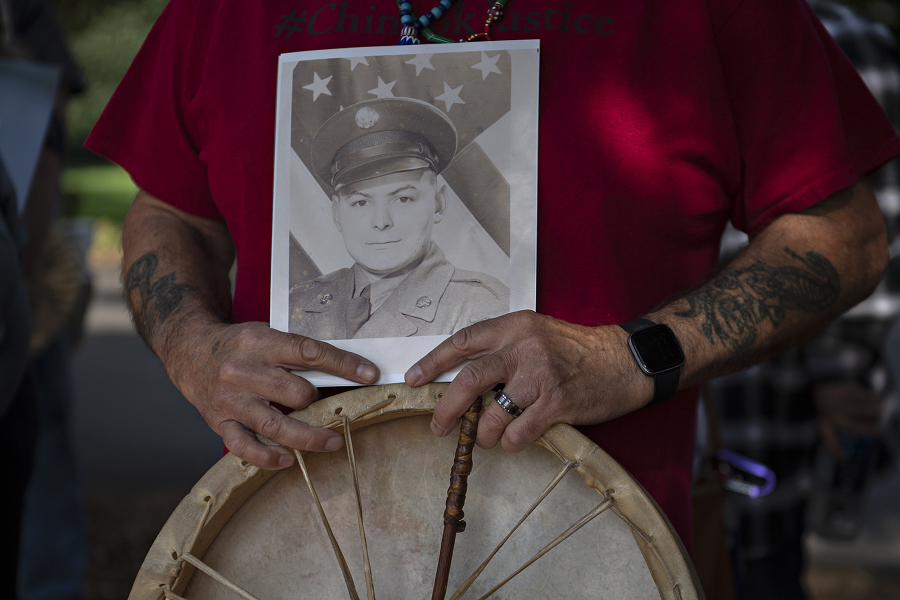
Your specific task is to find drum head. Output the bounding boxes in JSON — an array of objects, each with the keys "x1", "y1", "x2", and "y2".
[{"x1": 128, "y1": 384, "x2": 703, "y2": 600}]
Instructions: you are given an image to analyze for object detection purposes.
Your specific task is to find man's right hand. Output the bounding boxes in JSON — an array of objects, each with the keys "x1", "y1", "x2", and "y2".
[
  {"x1": 123, "y1": 190, "x2": 379, "y2": 470},
  {"x1": 169, "y1": 321, "x2": 379, "y2": 470}
]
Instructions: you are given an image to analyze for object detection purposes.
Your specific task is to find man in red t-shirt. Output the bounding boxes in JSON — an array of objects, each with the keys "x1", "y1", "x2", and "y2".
[{"x1": 87, "y1": 0, "x2": 900, "y2": 546}]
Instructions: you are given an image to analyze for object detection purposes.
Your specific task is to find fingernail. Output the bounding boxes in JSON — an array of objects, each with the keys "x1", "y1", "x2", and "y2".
[
  {"x1": 325, "y1": 436, "x2": 344, "y2": 452},
  {"x1": 278, "y1": 453, "x2": 294, "y2": 468},
  {"x1": 407, "y1": 364, "x2": 422, "y2": 386},
  {"x1": 357, "y1": 363, "x2": 377, "y2": 382},
  {"x1": 431, "y1": 418, "x2": 447, "y2": 437}
]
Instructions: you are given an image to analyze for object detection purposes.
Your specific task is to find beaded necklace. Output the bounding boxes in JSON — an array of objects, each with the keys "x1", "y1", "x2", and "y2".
[{"x1": 397, "y1": 0, "x2": 509, "y2": 44}]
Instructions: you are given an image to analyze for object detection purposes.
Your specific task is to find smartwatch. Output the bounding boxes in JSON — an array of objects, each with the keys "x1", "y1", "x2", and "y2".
[{"x1": 619, "y1": 318, "x2": 685, "y2": 407}]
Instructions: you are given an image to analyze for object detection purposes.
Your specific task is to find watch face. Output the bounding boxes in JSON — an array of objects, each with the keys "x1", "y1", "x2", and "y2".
[{"x1": 629, "y1": 325, "x2": 685, "y2": 374}]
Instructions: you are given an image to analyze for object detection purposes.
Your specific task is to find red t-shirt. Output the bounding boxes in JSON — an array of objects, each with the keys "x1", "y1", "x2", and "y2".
[{"x1": 86, "y1": 0, "x2": 900, "y2": 549}]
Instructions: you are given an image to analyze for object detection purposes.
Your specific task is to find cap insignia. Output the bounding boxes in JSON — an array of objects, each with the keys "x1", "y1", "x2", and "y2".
[{"x1": 355, "y1": 107, "x2": 379, "y2": 129}]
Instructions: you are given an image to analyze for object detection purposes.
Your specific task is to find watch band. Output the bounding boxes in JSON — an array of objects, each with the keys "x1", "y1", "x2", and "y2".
[
  {"x1": 619, "y1": 318, "x2": 681, "y2": 407},
  {"x1": 619, "y1": 318, "x2": 656, "y2": 334},
  {"x1": 651, "y1": 368, "x2": 681, "y2": 407}
]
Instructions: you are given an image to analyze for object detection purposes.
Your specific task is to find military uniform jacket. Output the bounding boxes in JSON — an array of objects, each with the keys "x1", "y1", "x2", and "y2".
[{"x1": 288, "y1": 244, "x2": 509, "y2": 340}]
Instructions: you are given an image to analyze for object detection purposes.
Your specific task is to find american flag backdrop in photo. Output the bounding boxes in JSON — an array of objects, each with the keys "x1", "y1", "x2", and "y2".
[{"x1": 288, "y1": 50, "x2": 513, "y2": 286}]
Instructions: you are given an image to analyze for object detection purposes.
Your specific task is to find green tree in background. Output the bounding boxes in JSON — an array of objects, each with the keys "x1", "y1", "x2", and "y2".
[
  {"x1": 55, "y1": 0, "x2": 169, "y2": 146},
  {"x1": 49, "y1": 0, "x2": 169, "y2": 225}
]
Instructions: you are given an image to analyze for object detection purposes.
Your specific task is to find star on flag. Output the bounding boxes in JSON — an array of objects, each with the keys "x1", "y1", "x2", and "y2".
[
  {"x1": 345, "y1": 56, "x2": 369, "y2": 71},
  {"x1": 406, "y1": 53, "x2": 435, "y2": 76},
  {"x1": 472, "y1": 52, "x2": 502, "y2": 80},
  {"x1": 303, "y1": 72, "x2": 332, "y2": 101},
  {"x1": 368, "y1": 76, "x2": 397, "y2": 98},
  {"x1": 435, "y1": 82, "x2": 465, "y2": 111}
]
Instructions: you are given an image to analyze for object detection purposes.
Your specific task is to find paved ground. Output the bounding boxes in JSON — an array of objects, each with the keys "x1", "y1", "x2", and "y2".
[
  {"x1": 72, "y1": 264, "x2": 221, "y2": 495},
  {"x1": 69, "y1": 262, "x2": 900, "y2": 598},
  {"x1": 71, "y1": 262, "x2": 220, "y2": 599}
]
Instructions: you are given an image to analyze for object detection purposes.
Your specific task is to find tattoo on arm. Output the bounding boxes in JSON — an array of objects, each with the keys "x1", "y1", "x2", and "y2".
[
  {"x1": 125, "y1": 253, "x2": 196, "y2": 338},
  {"x1": 674, "y1": 248, "x2": 840, "y2": 353}
]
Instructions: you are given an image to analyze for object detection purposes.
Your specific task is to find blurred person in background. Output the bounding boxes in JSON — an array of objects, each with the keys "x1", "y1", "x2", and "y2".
[
  {"x1": 703, "y1": 1, "x2": 900, "y2": 598},
  {"x1": 0, "y1": 151, "x2": 38, "y2": 600},
  {"x1": 0, "y1": 0, "x2": 90, "y2": 598}
]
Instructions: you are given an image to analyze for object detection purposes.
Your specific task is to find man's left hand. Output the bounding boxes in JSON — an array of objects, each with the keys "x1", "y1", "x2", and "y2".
[
  {"x1": 405, "y1": 311, "x2": 652, "y2": 451},
  {"x1": 407, "y1": 180, "x2": 887, "y2": 451}
]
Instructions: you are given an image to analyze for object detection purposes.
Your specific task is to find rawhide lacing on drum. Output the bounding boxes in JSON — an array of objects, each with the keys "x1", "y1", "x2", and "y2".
[
  {"x1": 162, "y1": 587, "x2": 188, "y2": 600},
  {"x1": 186, "y1": 494, "x2": 214, "y2": 552},
  {"x1": 323, "y1": 397, "x2": 395, "y2": 429},
  {"x1": 293, "y1": 447, "x2": 362, "y2": 600},
  {"x1": 611, "y1": 504, "x2": 654, "y2": 545},
  {"x1": 166, "y1": 496, "x2": 264, "y2": 600},
  {"x1": 473, "y1": 497, "x2": 613, "y2": 600},
  {"x1": 342, "y1": 413, "x2": 376, "y2": 600},
  {"x1": 448, "y1": 458, "x2": 579, "y2": 600},
  {"x1": 178, "y1": 553, "x2": 261, "y2": 600}
]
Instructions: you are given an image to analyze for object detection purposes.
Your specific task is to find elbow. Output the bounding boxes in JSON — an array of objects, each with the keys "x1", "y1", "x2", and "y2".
[
  {"x1": 820, "y1": 178, "x2": 890, "y2": 308},
  {"x1": 864, "y1": 229, "x2": 888, "y2": 296},
  {"x1": 847, "y1": 210, "x2": 889, "y2": 306}
]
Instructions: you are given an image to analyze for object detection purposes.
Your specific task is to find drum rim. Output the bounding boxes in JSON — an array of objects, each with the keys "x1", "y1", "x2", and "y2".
[{"x1": 128, "y1": 382, "x2": 704, "y2": 600}]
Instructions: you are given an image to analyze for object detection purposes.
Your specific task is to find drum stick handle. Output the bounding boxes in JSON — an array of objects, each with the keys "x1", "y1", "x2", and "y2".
[
  {"x1": 432, "y1": 397, "x2": 483, "y2": 600},
  {"x1": 432, "y1": 522, "x2": 458, "y2": 600}
]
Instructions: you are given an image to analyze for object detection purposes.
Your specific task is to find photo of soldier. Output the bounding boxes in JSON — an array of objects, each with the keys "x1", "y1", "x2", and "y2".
[{"x1": 289, "y1": 97, "x2": 509, "y2": 340}]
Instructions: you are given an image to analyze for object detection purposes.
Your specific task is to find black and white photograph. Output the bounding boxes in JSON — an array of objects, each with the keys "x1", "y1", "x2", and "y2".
[{"x1": 270, "y1": 42, "x2": 539, "y2": 385}]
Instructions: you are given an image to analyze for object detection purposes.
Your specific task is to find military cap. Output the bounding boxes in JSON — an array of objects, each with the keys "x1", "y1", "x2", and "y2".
[{"x1": 311, "y1": 97, "x2": 457, "y2": 192}]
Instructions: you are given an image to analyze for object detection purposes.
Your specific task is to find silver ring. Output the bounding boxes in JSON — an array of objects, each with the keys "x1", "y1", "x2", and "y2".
[{"x1": 494, "y1": 390, "x2": 524, "y2": 418}]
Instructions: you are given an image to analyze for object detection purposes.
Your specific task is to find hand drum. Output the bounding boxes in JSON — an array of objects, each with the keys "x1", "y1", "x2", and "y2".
[{"x1": 128, "y1": 383, "x2": 703, "y2": 600}]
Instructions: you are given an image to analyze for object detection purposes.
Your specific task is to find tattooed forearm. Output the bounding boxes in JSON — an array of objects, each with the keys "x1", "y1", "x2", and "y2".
[
  {"x1": 674, "y1": 248, "x2": 840, "y2": 353},
  {"x1": 125, "y1": 253, "x2": 196, "y2": 339}
]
